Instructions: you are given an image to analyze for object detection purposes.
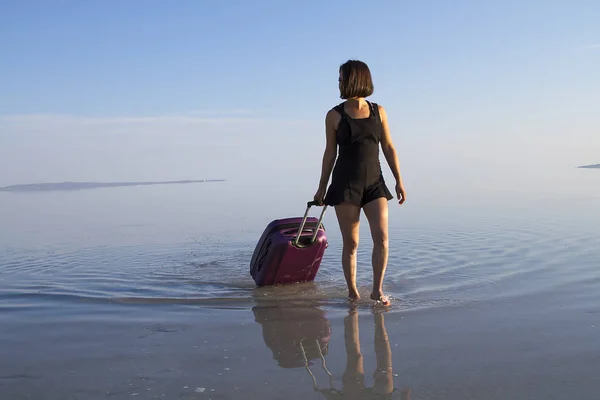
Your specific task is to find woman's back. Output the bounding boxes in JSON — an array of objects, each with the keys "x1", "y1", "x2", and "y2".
[
  {"x1": 329, "y1": 100, "x2": 386, "y2": 191},
  {"x1": 333, "y1": 100, "x2": 383, "y2": 148}
]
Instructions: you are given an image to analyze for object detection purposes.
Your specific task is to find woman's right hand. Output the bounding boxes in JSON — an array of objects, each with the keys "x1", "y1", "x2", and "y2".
[{"x1": 313, "y1": 184, "x2": 326, "y2": 206}]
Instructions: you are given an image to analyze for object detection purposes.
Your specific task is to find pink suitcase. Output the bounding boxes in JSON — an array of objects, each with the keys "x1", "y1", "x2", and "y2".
[{"x1": 250, "y1": 201, "x2": 328, "y2": 286}]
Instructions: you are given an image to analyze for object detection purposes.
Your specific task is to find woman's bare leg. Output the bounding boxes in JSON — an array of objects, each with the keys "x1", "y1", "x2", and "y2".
[
  {"x1": 342, "y1": 310, "x2": 365, "y2": 398},
  {"x1": 372, "y1": 312, "x2": 394, "y2": 394},
  {"x1": 334, "y1": 203, "x2": 362, "y2": 300},
  {"x1": 362, "y1": 197, "x2": 390, "y2": 305}
]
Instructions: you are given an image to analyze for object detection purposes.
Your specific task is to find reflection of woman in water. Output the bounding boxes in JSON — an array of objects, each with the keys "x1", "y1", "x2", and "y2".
[
  {"x1": 318, "y1": 310, "x2": 410, "y2": 400},
  {"x1": 253, "y1": 294, "x2": 410, "y2": 399}
]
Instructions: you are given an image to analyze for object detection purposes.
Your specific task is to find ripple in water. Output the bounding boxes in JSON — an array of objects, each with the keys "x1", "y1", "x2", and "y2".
[{"x1": 1, "y1": 217, "x2": 599, "y2": 314}]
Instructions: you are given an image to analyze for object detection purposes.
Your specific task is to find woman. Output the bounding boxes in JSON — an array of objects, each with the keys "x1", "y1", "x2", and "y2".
[{"x1": 313, "y1": 60, "x2": 406, "y2": 306}]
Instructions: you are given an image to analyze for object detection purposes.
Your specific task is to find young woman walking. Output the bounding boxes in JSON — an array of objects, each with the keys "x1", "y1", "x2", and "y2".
[{"x1": 314, "y1": 60, "x2": 406, "y2": 306}]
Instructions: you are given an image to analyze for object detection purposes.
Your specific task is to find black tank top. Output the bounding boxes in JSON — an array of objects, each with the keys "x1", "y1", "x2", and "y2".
[{"x1": 331, "y1": 101, "x2": 384, "y2": 187}]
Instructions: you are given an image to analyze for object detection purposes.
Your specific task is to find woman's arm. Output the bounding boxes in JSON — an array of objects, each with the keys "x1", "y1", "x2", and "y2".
[
  {"x1": 379, "y1": 105, "x2": 406, "y2": 202},
  {"x1": 317, "y1": 109, "x2": 339, "y2": 188}
]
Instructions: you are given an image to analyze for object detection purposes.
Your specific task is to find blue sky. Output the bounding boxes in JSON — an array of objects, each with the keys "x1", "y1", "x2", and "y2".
[
  {"x1": 1, "y1": 1, "x2": 599, "y2": 197},
  {"x1": 2, "y1": 0, "x2": 598, "y2": 117}
]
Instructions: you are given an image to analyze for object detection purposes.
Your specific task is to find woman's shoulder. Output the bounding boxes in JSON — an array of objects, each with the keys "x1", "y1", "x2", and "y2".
[
  {"x1": 330, "y1": 101, "x2": 345, "y2": 113},
  {"x1": 367, "y1": 100, "x2": 385, "y2": 110},
  {"x1": 325, "y1": 103, "x2": 344, "y2": 130},
  {"x1": 369, "y1": 101, "x2": 388, "y2": 120},
  {"x1": 326, "y1": 102, "x2": 345, "y2": 118}
]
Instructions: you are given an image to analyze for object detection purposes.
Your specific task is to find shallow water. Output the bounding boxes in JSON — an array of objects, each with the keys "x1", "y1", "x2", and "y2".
[{"x1": 1, "y1": 173, "x2": 600, "y2": 399}]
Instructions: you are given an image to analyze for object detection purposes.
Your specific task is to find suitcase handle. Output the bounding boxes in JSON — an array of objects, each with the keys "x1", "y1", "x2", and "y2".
[
  {"x1": 294, "y1": 201, "x2": 327, "y2": 247},
  {"x1": 299, "y1": 339, "x2": 334, "y2": 392}
]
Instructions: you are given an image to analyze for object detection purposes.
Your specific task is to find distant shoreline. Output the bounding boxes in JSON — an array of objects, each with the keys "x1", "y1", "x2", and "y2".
[
  {"x1": 578, "y1": 164, "x2": 600, "y2": 169},
  {"x1": 0, "y1": 180, "x2": 226, "y2": 192}
]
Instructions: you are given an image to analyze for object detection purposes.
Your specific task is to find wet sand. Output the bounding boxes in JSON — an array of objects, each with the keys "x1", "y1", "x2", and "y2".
[{"x1": 2, "y1": 283, "x2": 598, "y2": 400}]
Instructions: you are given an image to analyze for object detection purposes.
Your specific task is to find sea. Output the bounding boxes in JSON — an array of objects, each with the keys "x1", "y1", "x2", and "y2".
[{"x1": 1, "y1": 167, "x2": 599, "y2": 399}]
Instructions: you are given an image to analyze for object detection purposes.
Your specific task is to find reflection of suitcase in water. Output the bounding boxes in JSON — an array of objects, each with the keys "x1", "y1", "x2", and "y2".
[
  {"x1": 250, "y1": 201, "x2": 328, "y2": 287},
  {"x1": 252, "y1": 305, "x2": 332, "y2": 368},
  {"x1": 252, "y1": 304, "x2": 335, "y2": 392}
]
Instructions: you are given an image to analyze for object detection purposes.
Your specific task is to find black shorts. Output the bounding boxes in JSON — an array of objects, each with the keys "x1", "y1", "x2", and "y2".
[{"x1": 324, "y1": 178, "x2": 393, "y2": 207}]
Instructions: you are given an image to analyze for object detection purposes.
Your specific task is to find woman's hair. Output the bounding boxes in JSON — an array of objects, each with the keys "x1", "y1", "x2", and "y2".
[{"x1": 338, "y1": 60, "x2": 374, "y2": 99}]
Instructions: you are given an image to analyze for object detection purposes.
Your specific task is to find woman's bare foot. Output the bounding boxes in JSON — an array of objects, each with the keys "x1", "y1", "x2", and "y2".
[
  {"x1": 348, "y1": 289, "x2": 361, "y2": 302},
  {"x1": 370, "y1": 291, "x2": 391, "y2": 306}
]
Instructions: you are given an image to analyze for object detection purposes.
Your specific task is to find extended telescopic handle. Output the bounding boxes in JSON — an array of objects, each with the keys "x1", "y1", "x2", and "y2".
[{"x1": 294, "y1": 200, "x2": 328, "y2": 246}]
